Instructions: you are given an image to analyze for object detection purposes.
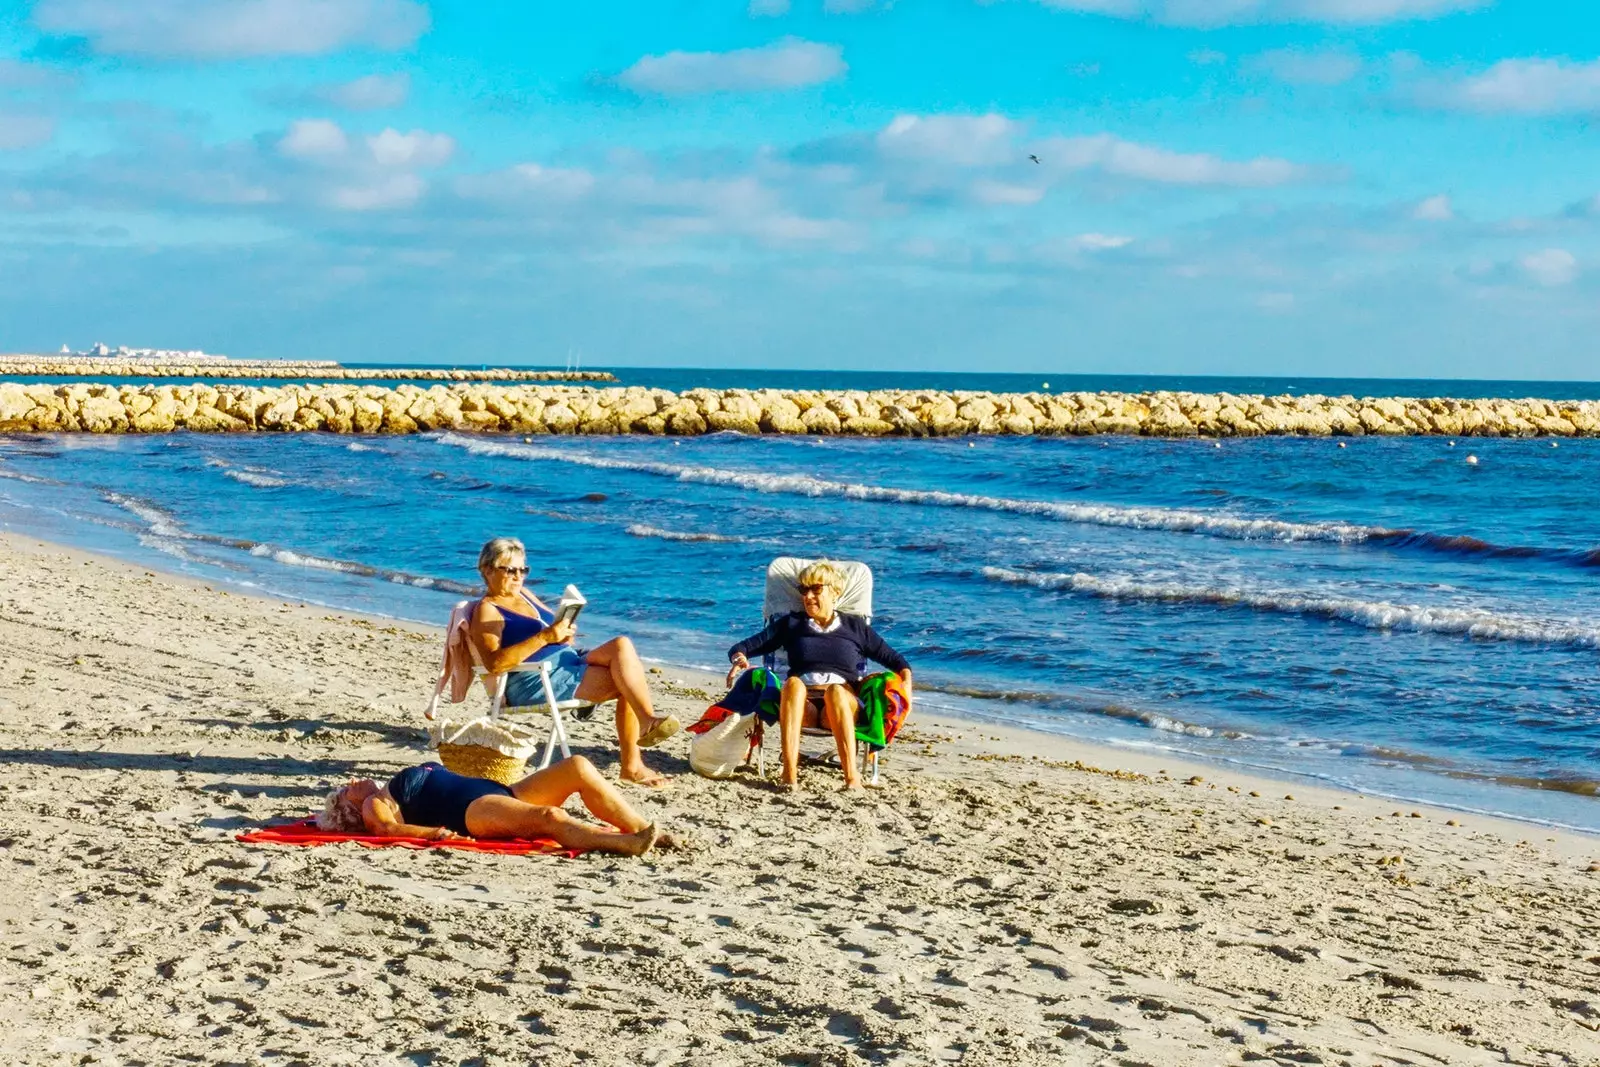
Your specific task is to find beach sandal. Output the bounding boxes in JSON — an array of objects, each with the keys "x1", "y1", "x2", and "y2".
[{"x1": 637, "y1": 714, "x2": 682, "y2": 749}]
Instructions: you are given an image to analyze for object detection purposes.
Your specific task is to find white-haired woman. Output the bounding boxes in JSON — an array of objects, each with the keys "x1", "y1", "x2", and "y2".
[
  {"x1": 469, "y1": 537, "x2": 679, "y2": 787},
  {"x1": 318, "y1": 756, "x2": 675, "y2": 855},
  {"x1": 727, "y1": 560, "x2": 912, "y2": 791}
]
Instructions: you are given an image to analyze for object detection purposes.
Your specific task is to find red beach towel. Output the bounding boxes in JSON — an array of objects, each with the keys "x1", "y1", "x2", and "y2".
[{"x1": 237, "y1": 819, "x2": 580, "y2": 857}]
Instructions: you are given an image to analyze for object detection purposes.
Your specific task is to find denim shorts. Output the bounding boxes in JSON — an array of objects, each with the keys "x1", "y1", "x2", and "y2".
[{"x1": 503, "y1": 646, "x2": 588, "y2": 707}]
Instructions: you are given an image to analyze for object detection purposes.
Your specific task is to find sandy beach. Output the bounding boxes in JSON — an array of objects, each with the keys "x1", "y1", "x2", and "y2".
[{"x1": 0, "y1": 532, "x2": 1596, "y2": 1066}]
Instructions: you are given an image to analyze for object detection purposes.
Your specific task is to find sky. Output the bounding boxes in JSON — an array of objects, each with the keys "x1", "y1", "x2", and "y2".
[{"x1": 1, "y1": 0, "x2": 1598, "y2": 378}]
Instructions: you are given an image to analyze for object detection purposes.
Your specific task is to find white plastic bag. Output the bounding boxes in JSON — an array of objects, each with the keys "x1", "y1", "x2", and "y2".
[{"x1": 688, "y1": 711, "x2": 757, "y2": 779}]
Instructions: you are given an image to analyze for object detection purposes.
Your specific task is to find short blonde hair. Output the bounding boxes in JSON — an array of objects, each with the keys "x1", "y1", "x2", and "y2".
[
  {"x1": 798, "y1": 560, "x2": 846, "y2": 597},
  {"x1": 477, "y1": 536, "x2": 525, "y2": 576},
  {"x1": 316, "y1": 786, "x2": 366, "y2": 833}
]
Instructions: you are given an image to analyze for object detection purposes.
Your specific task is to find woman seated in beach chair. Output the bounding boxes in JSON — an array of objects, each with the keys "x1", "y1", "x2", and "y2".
[
  {"x1": 468, "y1": 537, "x2": 680, "y2": 787},
  {"x1": 726, "y1": 560, "x2": 912, "y2": 791},
  {"x1": 318, "y1": 756, "x2": 677, "y2": 856}
]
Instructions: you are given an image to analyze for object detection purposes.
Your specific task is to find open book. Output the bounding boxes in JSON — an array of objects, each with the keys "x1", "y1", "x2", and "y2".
[{"x1": 554, "y1": 584, "x2": 587, "y2": 627}]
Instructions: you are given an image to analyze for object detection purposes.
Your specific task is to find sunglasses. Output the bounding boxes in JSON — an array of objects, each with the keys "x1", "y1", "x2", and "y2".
[
  {"x1": 494, "y1": 565, "x2": 529, "y2": 577},
  {"x1": 800, "y1": 584, "x2": 830, "y2": 596}
]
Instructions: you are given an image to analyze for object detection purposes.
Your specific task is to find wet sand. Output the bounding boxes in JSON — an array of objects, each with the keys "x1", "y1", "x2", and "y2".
[{"x1": 0, "y1": 533, "x2": 1596, "y2": 1065}]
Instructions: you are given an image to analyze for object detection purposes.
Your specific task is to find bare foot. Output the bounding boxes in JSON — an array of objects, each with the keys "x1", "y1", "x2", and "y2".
[
  {"x1": 776, "y1": 779, "x2": 800, "y2": 793},
  {"x1": 838, "y1": 780, "x2": 866, "y2": 793},
  {"x1": 615, "y1": 823, "x2": 660, "y2": 857},
  {"x1": 621, "y1": 767, "x2": 670, "y2": 788},
  {"x1": 654, "y1": 830, "x2": 684, "y2": 851}
]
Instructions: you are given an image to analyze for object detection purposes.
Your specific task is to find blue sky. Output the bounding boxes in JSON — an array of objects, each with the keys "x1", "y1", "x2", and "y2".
[{"x1": 1, "y1": 0, "x2": 1598, "y2": 378}]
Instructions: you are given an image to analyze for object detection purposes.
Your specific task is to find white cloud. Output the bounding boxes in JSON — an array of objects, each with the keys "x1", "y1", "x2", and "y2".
[
  {"x1": 877, "y1": 113, "x2": 1020, "y2": 166},
  {"x1": 1036, "y1": 0, "x2": 1486, "y2": 26},
  {"x1": 1413, "y1": 194, "x2": 1453, "y2": 221},
  {"x1": 329, "y1": 172, "x2": 425, "y2": 211},
  {"x1": 456, "y1": 163, "x2": 596, "y2": 203},
  {"x1": 278, "y1": 118, "x2": 349, "y2": 159},
  {"x1": 1248, "y1": 48, "x2": 1364, "y2": 85},
  {"x1": 1042, "y1": 133, "x2": 1309, "y2": 186},
  {"x1": 1073, "y1": 233, "x2": 1134, "y2": 250},
  {"x1": 748, "y1": 0, "x2": 790, "y2": 14},
  {"x1": 971, "y1": 179, "x2": 1045, "y2": 205},
  {"x1": 0, "y1": 60, "x2": 76, "y2": 90},
  {"x1": 33, "y1": 0, "x2": 428, "y2": 59},
  {"x1": 317, "y1": 73, "x2": 410, "y2": 110},
  {"x1": 1520, "y1": 248, "x2": 1578, "y2": 287},
  {"x1": 1434, "y1": 58, "x2": 1600, "y2": 115},
  {"x1": 618, "y1": 37, "x2": 845, "y2": 95},
  {"x1": 367, "y1": 128, "x2": 454, "y2": 168},
  {"x1": 0, "y1": 115, "x2": 56, "y2": 150}
]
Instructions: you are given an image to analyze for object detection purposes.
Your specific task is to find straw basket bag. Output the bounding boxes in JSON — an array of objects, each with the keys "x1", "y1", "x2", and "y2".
[{"x1": 429, "y1": 717, "x2": 542, "y2": 785}]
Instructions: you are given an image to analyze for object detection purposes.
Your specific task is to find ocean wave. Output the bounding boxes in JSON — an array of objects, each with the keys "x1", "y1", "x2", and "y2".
[
  {"x1": 0, "y1": 467, "x2": 58, "y2": 485},
  {"x1": 1370, "y1": 528, "x2": 1600, "y2": 567},
  {"x1": 434, "y1": 433, "x2": 1385, "y2": 544},
  {"x1": 921, "y1": 681, "x2": 1246, "y2": 739},
  {"x1": 101, "y1": 491, "x2": 475, "y2": 596},
  {"x1": 242, "y1": 545, "x2": 476, "y2": 593},
  {"x1": 224, "y1": 469, "x2": 289, "y2": 489},
  {"x1": 346, "y1": 442, "x2": 376, "y2": 452},
  {"x1": 433, "y1": 433, "x2": 1600, "y2": 564},
  {"x1": 624, "y1": 523, "x2": 746, "y2": 544},
  {"x1": 103, "y1": 491, "x2": 187, "y2": 539},
  {"x1": 981, "y1": 566, "x2": 1600, "y2": 650}
]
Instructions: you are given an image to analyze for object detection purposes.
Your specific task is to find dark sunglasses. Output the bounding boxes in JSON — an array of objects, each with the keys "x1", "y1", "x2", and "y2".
[
  {"x1": 800, "y1": 583, "x2": 830, "y2": 596},
  {"x1": 494, "y1": 565, "x2": 529, "y2": 577}
]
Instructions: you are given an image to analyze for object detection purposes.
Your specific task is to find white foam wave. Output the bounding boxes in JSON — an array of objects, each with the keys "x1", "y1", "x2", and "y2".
[
  {"x1": 434, "y1": 433, "x2": 1380, "y2": 544},
  {"x1": 137, "y1": 534, "x2": 209, "y2": 566},
  {"x1": 250, "y1": 544, "x2": 364, "y2": 575},
  {"x1": 225, "y1": 469, "x2": 289, "y2": 489},
  {"x1": 0, "y1": 467, "x2": 54, "y2": 485},
  {"x1": 346, "y1": 442, "x2": 376, "y2": 452},
  {"x1": 624, "y1": 523, "x2": 745, "y2": 544},
  {"x1": 982, "y1": 566, "x2": 1600, "y2": 650},
  {"x1": 103, "y1": 492, "x2": 186, "y2": 538}
]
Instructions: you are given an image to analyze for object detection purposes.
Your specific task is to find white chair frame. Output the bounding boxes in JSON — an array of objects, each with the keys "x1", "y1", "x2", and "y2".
[{"x1": 426, "y1": 600, "x2": 597, "y2": 771}]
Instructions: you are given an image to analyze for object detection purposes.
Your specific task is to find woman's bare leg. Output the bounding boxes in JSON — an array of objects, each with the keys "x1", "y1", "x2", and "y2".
[
  {"x1": 576, "y1": 636, "x2": 666, "y2": 785},
  {"x1": 464, "y1": 794, "x2": 656, "y2": 856},
  {"x1": 822, "y1": 685, "x2": 863, "y2": 789},
  {"x1": 508, "y1": 756, "x2": 650, "y2": 833},
  {"x1": 778, "y1": 676, "x2": 808, "y2": 787}
]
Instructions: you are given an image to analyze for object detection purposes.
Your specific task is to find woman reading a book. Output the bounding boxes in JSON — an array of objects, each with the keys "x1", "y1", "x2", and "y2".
[
  {"x1": 470, "y1": 537, "x2": 680, "y2": 787},
  {"x1": 726, "y1": 559, "x2": 912, "y2": 791}
]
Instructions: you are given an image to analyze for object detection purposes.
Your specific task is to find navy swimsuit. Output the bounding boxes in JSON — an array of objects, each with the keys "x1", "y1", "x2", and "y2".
[{"x1": 387, "y1": 762, "x2": 512, "y2": 835}]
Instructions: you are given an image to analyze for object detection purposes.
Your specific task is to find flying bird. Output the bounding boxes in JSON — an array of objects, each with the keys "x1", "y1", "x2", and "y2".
[{"x1": 1028, "y1": 154, "x2": 1041, "y2": 164}]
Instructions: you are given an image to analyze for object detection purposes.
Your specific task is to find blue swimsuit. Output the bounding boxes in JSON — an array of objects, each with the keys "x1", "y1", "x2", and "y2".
[
  {"x1": 495, "y1": 593, "x2": 588, "y2": 706},
  {"x1": 388, "y1": 762, "x2": 511, "y2": 835}
]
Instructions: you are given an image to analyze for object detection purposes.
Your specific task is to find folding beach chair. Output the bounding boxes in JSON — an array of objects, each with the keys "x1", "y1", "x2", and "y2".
[
  {"x1": 754, "y1": 557, "x2": 887, "y2": 785},
  {"x1": 425, "y1": 599, "x2": 597, "y2": 771}
]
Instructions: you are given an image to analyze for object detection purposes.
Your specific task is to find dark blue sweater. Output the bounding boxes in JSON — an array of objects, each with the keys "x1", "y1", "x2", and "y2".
[{"x1": 729, "y1": 612, "x2": 910, "y2": 682}]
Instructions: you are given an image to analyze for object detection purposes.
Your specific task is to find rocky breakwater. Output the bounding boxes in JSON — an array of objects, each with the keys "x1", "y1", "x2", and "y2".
[
  {"x1": 2, "y1": 382, "x2": 1599, "y2": 437},
  {"x1": 0, "y1": 359, "x2": 616, "y2": 383}
]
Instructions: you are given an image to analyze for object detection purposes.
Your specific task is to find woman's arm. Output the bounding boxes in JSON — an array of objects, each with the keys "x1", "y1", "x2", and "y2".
[
  {"x1": 728, "y1": 615, "x2": 789, "y2": 666},
  {"x1": 855, "y1": 618, "x2": 911, "y2": 676},
  {"x1": 361, "y1": 795, "x2": 466, "y2": 841},
  {"x1": 726, "y1": 616, "x2": 791, "y2": 686},
  {"x1": 471, "y1": 600, "x2": 575, "y2": 674}
]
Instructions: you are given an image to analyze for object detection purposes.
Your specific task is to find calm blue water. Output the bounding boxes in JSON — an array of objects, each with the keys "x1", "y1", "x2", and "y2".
[{"x1": 2, "y1": 428, "x2": 1598, "y2": 831}]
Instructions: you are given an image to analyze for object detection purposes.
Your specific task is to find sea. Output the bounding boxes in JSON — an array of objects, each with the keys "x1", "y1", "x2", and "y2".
[{"x1": 2, "y1": 368, "x2": 1599, "y2": 833}]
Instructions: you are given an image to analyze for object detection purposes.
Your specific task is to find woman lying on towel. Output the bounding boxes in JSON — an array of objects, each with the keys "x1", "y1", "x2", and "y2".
[
  {"x1": 318, "y1": 756, "x2": 677, "y2": 856},
  {"x1": 469, "y1": 537, "x2": 680, "y2": 787},
  {"x1": 726, "y1": 560, "x2": 912, "y2": 792}
]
